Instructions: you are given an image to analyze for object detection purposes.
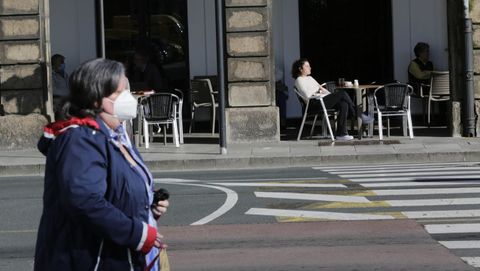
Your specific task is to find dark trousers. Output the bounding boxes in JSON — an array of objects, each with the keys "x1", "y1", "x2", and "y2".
[{"x1": 309, "y1": 90, "x2": 356, "y2": 136}]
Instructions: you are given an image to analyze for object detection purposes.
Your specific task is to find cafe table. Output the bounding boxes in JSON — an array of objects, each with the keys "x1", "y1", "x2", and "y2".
[
  {"x1": 131, "y1": 90, "x2": 154, "y2": 148},
  {"x1": 335, "y1": 84, "x2": 382, "y2": 138}
]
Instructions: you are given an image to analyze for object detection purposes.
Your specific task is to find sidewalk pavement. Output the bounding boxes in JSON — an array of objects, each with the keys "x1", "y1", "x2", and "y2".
[{"x1": 1, "y1": 136, "x2": 480, "y2": 176}]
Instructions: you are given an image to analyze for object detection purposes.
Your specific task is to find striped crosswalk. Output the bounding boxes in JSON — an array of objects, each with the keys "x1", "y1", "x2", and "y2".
[{"x1": 243, "y1": 162, "x2": 480, "y2": 268}]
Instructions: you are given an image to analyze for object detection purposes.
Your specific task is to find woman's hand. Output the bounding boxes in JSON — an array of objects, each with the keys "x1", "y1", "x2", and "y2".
[
  {"x1": 154, "y1": 232, "x2": 167, "y2": 249},
  {"x1": 152, "y1": 200, "x2": 169, "y2": 220}
]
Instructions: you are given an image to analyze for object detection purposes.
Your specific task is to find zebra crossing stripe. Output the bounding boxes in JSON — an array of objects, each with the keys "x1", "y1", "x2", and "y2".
[
  {"x1": 211, "y1": 182, "x2": 346, "y2": 188},
  {"x1": 341, "y1": 170, "x2": 480, "y2": 179},
  {"x1": 439, "y1": 241, "x2": 480, "y2": 249},
  {"x1": 424, "y1": 223, "x2": 480, "y2": 234},
  {"x1": 361, "y1": 181, "x2": 480, "y2": 188},
  {"x1": 313, "y1": 162, "x2": 480, "y2": 170},
  {"x1": 347, "y1": 175, "x2": 480, "y2": 183},
  {"x1": 326, "y1": 167, "x2": 480, "y2": 175},
  {"x1": 461, "y1": 257, "x2": 480, "y2": 268},
  {"x1": 254, "y1": 192, "x2": 370, "y2": 203},
  {"x1": 245, "y1": 208, "x2": 395, "y2": 220},
  {"x1": 373, "y1": 187, "x2": 480, "y2": 196},
  {"x1": 403, "y1": 210, "x2": 480, "y2": 219},
  {"x1": 387, "y1": 198, "x2": 480, "y2": 207},
  {"x1": 255, "y1": 192, "x2": 480, "y2": 207}
]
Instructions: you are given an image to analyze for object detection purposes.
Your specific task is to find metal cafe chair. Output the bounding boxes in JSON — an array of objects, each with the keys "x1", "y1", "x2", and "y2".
[
  {"x1": 419, "y1": 71, "x2": 450, "y2": 126},
  {"x1": 142, "y1": 93, "x2": 180, "y2": 148},
  {"x1": 189, "y1": 79, "x2": 218, "y2": 134},
  {"x1": 293, "y1": 86, "x2": 335, "y2": 141},
  {"x1": 373, "y1": 83, "x2": 414, "y2": 140}
]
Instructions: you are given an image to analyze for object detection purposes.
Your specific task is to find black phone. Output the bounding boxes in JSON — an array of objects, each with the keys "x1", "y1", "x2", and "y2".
[{"x1": 152, "y1": 188, "x2": 170, "y2": 206}]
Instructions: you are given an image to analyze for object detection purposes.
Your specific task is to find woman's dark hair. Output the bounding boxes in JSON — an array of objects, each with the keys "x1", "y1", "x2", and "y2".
[
  {"x1": 414, "y1": 42, "x2": 430, "y2": 58},
  {"x1": 291, "y1": 58, "x2": 308, "y2": 79},
  {"x1": 58, "y1": 58, "x2": 124, "y2": 120}
]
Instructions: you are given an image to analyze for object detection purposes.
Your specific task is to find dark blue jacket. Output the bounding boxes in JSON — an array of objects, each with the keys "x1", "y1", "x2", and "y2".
[{"x1": 34, "y1": 117, "x2": 152, "y2": 271}]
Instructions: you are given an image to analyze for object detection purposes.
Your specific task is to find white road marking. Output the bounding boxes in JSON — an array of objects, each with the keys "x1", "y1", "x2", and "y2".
[
  {"x1": 403, "y1": 209, "x2": 480, "y2": 219},
  {"x1": 313, "y1": 162, "x2": 480, "y2": 170},
  {"x1": 387, "y1": 198, "x2": 480, "y2": 207},
  {"x1": 155, "y1": 178, "x2": 201, "y2": 183},
  {"x1": 327, "y1": 167, "x2": 480, "y2": 175},
  {"x1": 254, "y1": 192, "x2": 370, "y2": 203},
  {"x1": 455, "y1": 253, "x2": 480, "y2": 271},
  {"x1": 461, "y1": 257, "x2": 480, "y2": 268},
  {"x1": 341, "y1": 170, "x2": 480, "y2": 178},
  {"x1": 424, "y1": 223, "x2": 480, "y2": 234},
  {"x1": 154, "y1": 179, "x2": 238, "y2": 225},
  {"x1": 439, "y1": 241, "x2": 480, "y2": 249},
  {"x1": 211, "y1": 182, "x2": 346, "y2": 188},
  {"x1": 348, "y1": 175, "x2": 480, "y2": 183},
  {"x1": 373, "y1": 187, "x2": 480, "y2": 196},
  {"x1": 245, "y1": 208, "x2": 394, "y2": 220},
  {"x1": 361, "y1": 181, "x2": 479, "y2": 188}
]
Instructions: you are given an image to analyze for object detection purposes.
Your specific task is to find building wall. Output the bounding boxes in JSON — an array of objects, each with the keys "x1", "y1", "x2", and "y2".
[
  {"x1": 49, "y1": 0, "x2": 97, "y2": 75},
  {"x1": 392, "y1": 0, "x2": 449, "y2": 83},
  {"x1": 187, "y1": 0, "x2": 217, "y2": 78}
]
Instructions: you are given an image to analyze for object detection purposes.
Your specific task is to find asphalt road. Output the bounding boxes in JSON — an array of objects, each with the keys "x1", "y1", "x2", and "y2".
[{"x1": 1, "y1": 163, "x2": 479, "y2": 270}]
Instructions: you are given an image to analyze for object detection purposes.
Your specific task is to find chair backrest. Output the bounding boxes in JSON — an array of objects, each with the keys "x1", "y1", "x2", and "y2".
[
  {"x1": 430, "y1": 71, "x2": 450, "y2": 96},
  {"x1": 190, "y1": 79, "x2": 215, "y2": 105},
  {"x1": 143, "y1": 93, "x2": 177, "y2": 120},
  {"x1": 193, "y1": 75, "x2": 218, "y2": 92},
  {"x1": 374, "y1": 83, "x2": 412, "y2": 110},
  {"x1": 293, "y1": 86, "x2": 307, "y2": 111}
]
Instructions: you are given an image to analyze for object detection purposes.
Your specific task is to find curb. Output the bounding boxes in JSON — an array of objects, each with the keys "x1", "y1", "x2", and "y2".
[{"x1": 3, "y1": 151, "x2": 480, "y2": 177}]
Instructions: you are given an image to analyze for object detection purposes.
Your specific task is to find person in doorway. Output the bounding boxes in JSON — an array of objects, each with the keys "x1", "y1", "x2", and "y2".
[
  {"x1": 130, "y1": 47, "x2": 167, "y2": 92},
  {"x1": 34, "y1": 58, "x2": 169, "y2": 271},
  {"x1": 408, "y1": 42, "x2": 434, "y2": 95},
  {"x1": 51, "y1": 54, "x2": 69, "y2": 113},
  {"x1": 291, "y1": 58, "x2": 373, "y2": 141}
]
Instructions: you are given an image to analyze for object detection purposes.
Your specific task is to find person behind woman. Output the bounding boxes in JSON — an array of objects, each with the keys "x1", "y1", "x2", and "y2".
[
  {"x1": 34, "y1": 58, "x2": 169, "y2": 271},
  {"x1": 408, "y1": 42, "x2": 434, "y2": 95},
  {"x1": 291, "y1": 58, "x2": 373, "y2": 141}
]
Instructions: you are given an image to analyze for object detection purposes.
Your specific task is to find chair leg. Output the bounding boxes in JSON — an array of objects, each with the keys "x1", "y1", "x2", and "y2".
[
  {"x1": 173, "y1": 119, "x2": 180, "y2": 147},
  {"x1": 189, "y1": 107, "x2": 195, "y2": 134},
  {"x1": 407, "y1": 110, "x2": 414, "y2": 139},
  {"x1": 297, "y1": 111, "x2": 308, "y2": 141},
  {"x1": 402, "y1": 115, "x2": 408, "y2": 136},
  {"x1": 387, "y1": 118, "x2": 390, "y2": 137},
  {"x1": 211, "y1": 106, "x2": 216, "y2": 135},
  {"x1": 378, "y1": 112, "x2": 383, "y2": 141},
  {"x1": 144, "y1": 120, "x2": 149, "y2": 149},
  {"x1": 178, "y1": 114, "x2": 184, "y2": 144},
  {"x1": 163, "y1": 125, "x2": 167, "y2": 145},
  {"x1": 427, "y1": 99, "x2": 431, "y2": 127},
  {"x1": 310, "y1": 114, "x2": 318, "y2": 137}
]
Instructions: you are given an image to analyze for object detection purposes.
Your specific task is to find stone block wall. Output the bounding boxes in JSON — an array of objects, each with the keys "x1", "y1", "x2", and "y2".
[
  {"x1": 224, "y1": 0, "x2": 280, "y2": 142},
  {"x1": 0, "y1": 0, "x2": 47, "y2": 115},
  {"x1": 0, "y1": 0, "x2": 51, "y2": 149}
]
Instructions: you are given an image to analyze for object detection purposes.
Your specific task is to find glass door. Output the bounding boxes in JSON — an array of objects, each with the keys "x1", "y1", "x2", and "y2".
[{"x1": 101, "y1": 0, "x2": 189, "y2": 91}]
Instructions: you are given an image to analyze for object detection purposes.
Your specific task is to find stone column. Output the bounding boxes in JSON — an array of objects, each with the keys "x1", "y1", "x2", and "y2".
[
  {"x1": 0, "y1": 0, "x2": 50, "y2": 116},
  {"x1": 471, "y1": 1, "x2": 480, "y2": 136},
  {"x1": 224, "y1": 0, "x2": 280, "y2": 143},
  {"x1": 0, "y1": 0, "x2": 50, "y2": 149}
]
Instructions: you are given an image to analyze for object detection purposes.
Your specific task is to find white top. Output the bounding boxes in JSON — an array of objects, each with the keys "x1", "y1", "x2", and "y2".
[{"x1": 295, "y1": 76, "x2": 330, "y2": 102}]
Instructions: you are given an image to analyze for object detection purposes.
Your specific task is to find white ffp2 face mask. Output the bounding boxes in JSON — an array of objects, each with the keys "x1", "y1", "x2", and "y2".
[{"x1": 106, "y1": 90, "x2": 138, "y2": 120}]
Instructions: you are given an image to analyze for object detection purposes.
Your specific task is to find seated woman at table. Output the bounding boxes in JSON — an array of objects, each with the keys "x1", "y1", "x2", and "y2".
[{"x1": 291, "y1": 58, "x2": 373, "y2": 141}]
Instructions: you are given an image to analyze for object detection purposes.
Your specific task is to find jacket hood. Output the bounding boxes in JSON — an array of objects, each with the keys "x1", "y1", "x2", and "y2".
[{"x1": 38, "y1": 117, "x2": 100, "y2": 156}]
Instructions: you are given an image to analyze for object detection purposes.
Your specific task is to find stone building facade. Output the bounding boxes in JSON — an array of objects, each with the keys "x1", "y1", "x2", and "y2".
[{"x1": 1, "y1": 0, "x2": 480, "y2": 149}]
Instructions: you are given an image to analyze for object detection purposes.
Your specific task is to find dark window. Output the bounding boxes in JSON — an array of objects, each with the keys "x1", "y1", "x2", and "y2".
[
  {"x1": 299, "y1": 0, "x2": 393, "y2": 84},
  {"x1": 101, "y1": 0, "x2": 189, "y2": 91}
]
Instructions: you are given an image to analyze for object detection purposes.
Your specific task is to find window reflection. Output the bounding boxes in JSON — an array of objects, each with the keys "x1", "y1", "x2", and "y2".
[{"x1": 103, "y1": 0, "x2": 188, "y2": 92}]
